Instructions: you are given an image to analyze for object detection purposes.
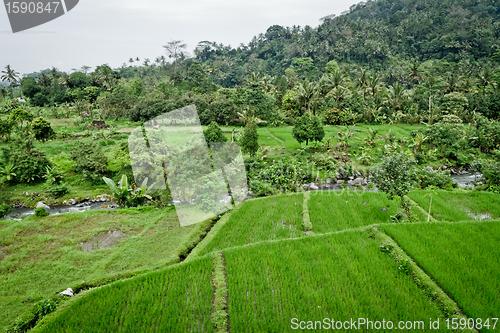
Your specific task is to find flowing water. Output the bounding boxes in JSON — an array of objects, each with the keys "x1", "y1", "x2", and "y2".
[
  {"x1": 451, "y1": 173, "x2": 482, "y2": 188},
  {"x1": 3, "y1": 201, "x2": 118, "y2": 221}
]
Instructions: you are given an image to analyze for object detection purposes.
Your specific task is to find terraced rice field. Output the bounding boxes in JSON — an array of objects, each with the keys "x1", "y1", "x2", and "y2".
[
  {"x1": 223, "y1": 230, "x2": 446, "y2": 332},
  {"x1": 382, "y1": 221, "x2": 500, "y2": 320},
  {"x1": 34, "y1": 257, "x2": 214, "y2": 332},
  {"x1": 25, "y1": 192, "x2": 500, "y2": 332},
  {"x1": 309, "y1": 190, "x2": 424, "y2": 233},
  {"x1": 197, "y1": 194, "x2": 304, "y2": 256},
  {"x1": 408, "y1": 190, "x2": 500, "y2": 222}
]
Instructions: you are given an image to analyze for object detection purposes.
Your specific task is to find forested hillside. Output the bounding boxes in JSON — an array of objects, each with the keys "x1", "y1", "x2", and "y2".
[{"x1": 189, "y1": 0, "x2": 500, "y2": 85}]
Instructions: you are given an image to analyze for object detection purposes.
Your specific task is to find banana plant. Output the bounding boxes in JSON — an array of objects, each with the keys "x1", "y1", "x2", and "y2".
[
  {"x1": 363, "y1": 128, "x2": 379, "y2": 147},
  {"x1": 0, "y1": 162, "x2": 17, "y2": 184},
  {"x1": 359, "y1": 148, "x2": 373, "y2": 165},
  {"x1": 103, "y1": 175, "x2": 151, "y2": 208},
  {"x1": 336, "y1": 124, "x2": 358, "y2": 151}
]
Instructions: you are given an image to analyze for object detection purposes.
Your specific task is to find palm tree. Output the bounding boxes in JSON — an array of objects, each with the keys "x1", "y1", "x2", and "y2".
[
  {"x1": 296, "y1": 81, "x2": 318, "y2": 116},
  {"x1": 1, "y1": 65, "x2": 20, "y2": 95},
  {"x1": 319, "y1": 70, "x2": 349, "y2": 104},
  {"x1": 385, "y1": 83, "x2": 408, "y2": 121},
  {"x1": 58, "y1": 72, "x2": 70, "y2": 86},
  {"x1": 245, "y1": 72, "x2": 262, "y2": 87},
  {"x1": 49, "y1": 67, "x2": 60, "y2": 81},
  {"x1": 367, "y1": 73, "x2": 383, "y2": 99},
  {"x1": 477, "y1": 68, "x2": 493, "y2": 95},
  {"x1": 38, "y1": 73, "x2": 52, "y2": 88},
  {"x1": 408, "y1": 60, "x2": 422, "y2": 85},
  {"x1": 261, "y1": 74, "x2": 274, "y2": 93},
  {"x1": 237, "y1": 106, "x2": 265, "y2": 125},
  {"x1": 357, "y1": 67, "x2": 368, "y2": 89},
  {"x1": 443, "y1": 74, "x2": 462, "y2": 94},
  {"x1": 159, "y1": 55, "x2": 167, "y2": 67}
]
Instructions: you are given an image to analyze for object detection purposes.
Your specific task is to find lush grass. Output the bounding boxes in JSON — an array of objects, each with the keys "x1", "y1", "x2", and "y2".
[
  {"x1": 0, "y1": 207, "x2": 209, "y2": 328},
  {"x1": 224, "y1": 230, "x2": 445, "y2": 332},
  {"x1": 309, "y1": 190, "x2": 425, "y2": 233},
  {"x1": 266, "y1": 127, "x2": 302, "y2": 149},
  {"x1": 382, "y1": 221, "x2": 500, "y2": 320},
  {"x1": 258, "y1": 128, "x2": 283, "y2": 146},
  {"x1": 408, "y1": 190, "x2": 500, "y2": 222},
  {"x1": 35, "y1": 257, "x2": 214, "y2": 332},
  {"x1": 198, "y1": 194, "x2": 305, "y2": 256}
]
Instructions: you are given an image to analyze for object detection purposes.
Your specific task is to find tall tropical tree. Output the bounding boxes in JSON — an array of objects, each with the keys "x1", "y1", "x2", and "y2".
[
  {"x1": 477, "y1": 68, "x2": 493, "y2": 95},
  {"x1": 443, "y1": 74, "x2": 462, "y2": 94},
  {"x1": 237, "y1": 106, "x2": 264, "y2": 125},
  {"x1": 163, "y1": 40, "x2": 187, "y2": 72},
  {"x1": 1, "y1": 65, "x2": 20, "y2": 95},
  {"x1": 385, "y1": 83, "x2": 408, "y2": 118},
  {"x1": 296, "y1": 81, "x2": 318, "y2": 116},
  {"x1": 80, "y1": 65, "x2": 91, "y2": 74}
]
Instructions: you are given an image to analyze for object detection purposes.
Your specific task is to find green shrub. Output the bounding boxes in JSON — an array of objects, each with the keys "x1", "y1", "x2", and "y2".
[
  {"x1": 147, "y1": 189, "x2": 172, "y2": 208},
  {"x1": 32, "y1": 117, "x2": 56, "y2": 141},
  {"x1": 426, "y1": 120, "x2": 467, "y2": 159},
  {"x1": 203, "y1": 121, "x2": 227, "y2": 144},
  {"x1": 31, "y1": 92, "x2": 49, "y2": 106},
  {"x1": 108, "y1": 142, "x2": 132, "y2": 175},
  {"x1": 379, "y1": 243, "x2": 394, "y2": 253},
  {"x1": 7, "y1": 136, "x2": 51, "y2": 184},
  {"x1": 309, "y1": 153, "x2": 337, "y2": 171},
  {"x1": 472, "y1": 159, "x2": 500, "y2": 191},
  {"x1": 323, "y1": 107, "x2": 355, "y2": 125},
  {"x1": 247, "y1": 157, "x2": 313, "y2": 196},
  {"x1": 47, "y1": 182, "x2": 69, "y2": 198},
  {"x1": 43, "y1": 166, "x2": 63, "y2": 185},
  {"x1": 0, "y1": 162, "x2": 17, "y2": 185},
  {"x1": 241, "y1": 122, "x2": 259, "y2": 156},
  {"x1": 390, "y1": 212, "x2": 406, "y2": 223},
  {"x1": 0, "y1": 117, "x2": 13, "y2": 141},
  {"x1": 70, "y1": 141, "x2": 108, "y2": 182},
  {"x1": 371, "y1": 153, "x2": 418, "y2": 220},
  {"x1": 32, "y1": 299, "x2": 59, "y2": 318},
  {"x1": 0, "y1": 203, "x2": 12, "y2": 217},
  {"x1": 416, "y1": 168, "x2": 453, "y2": 189},
  {"x1": 49, "y1": 152, "x2": 76, "y2": 174},
  {"x1": 397, "y1": 259, "x2": 413, "y2": 275},
  {"x1": 34, "y1": 207, "x2": 49, "y2": 217},
  {"x1": 9, "y1": 108, "x2": 33, "y2": 128}
]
